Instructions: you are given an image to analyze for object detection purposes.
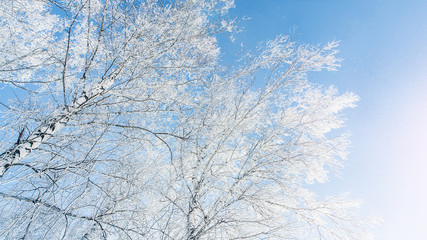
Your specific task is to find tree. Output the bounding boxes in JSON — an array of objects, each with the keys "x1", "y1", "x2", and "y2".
[{"x1": 0, "y1": 0, "x2": 371, "y2": 239}]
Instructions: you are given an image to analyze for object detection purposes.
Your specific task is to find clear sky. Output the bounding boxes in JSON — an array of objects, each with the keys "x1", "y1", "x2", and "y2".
[{"x1": 220, "y1": 0, "x2": 427, "y2": 239}]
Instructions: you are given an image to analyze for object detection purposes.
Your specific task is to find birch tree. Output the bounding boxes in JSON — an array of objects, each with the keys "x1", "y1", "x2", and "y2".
[{"x1": 0, "y1": 0, "x2": 370, "y2": 239}]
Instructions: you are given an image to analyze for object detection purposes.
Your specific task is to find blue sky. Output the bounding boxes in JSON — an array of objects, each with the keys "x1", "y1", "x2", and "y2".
[{"x1": 221, "y1": 0, "x2": 427, "y2": 239}]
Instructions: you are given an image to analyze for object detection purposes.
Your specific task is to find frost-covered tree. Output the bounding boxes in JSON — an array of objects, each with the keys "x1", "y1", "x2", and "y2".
[{"x1": 0, "y1": 0, "x2": 370, "y2": 239}]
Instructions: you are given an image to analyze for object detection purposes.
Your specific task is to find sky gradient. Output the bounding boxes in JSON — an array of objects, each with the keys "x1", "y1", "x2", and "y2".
[{"x1": 221, "y1": 1, "x2": 427, "y2": 239}]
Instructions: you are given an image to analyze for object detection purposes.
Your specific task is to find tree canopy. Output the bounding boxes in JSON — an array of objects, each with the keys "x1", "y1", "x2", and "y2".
[{"x1": 0, "y1": 0, "x2": 370, "y2": 239}]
